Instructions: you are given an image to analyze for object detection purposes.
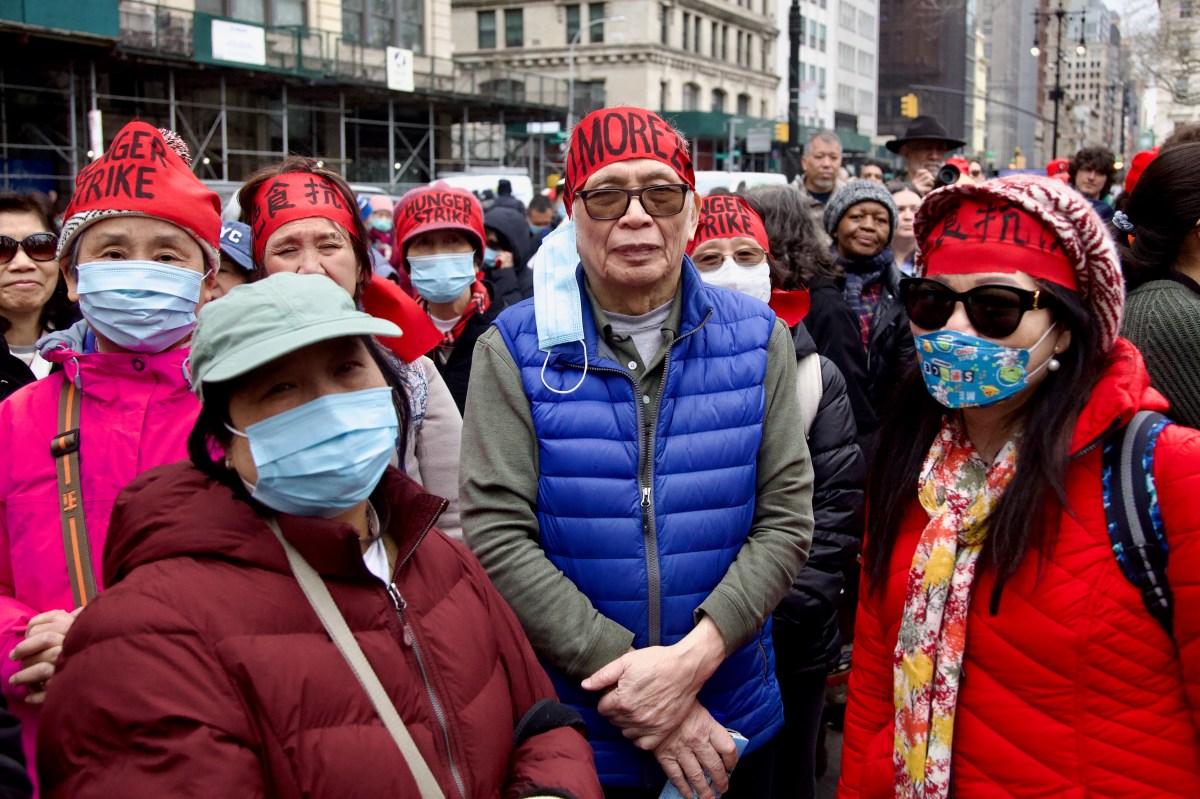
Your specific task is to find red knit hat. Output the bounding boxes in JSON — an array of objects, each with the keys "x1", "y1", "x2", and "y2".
[
  {"x1": 563, "y1": 107, "x2": 695, "y2": 217},
  {"x1": 1123, "y1": 147, "x2": 1159, "y2": 194},
  {"x1": 1046, "y1": 157, "x2": 1071, "y2": 183},
  {"x1": 392, "y1": 182, "x2": 485, "y2": 267},
  {"x1": 687, "y1": 195, "x2": 770, "y2": 255},
  {"x1": 246, "y1": 172, "x2": 361, "y2": 263},
  {"x1": 58, "y1": 120, "x2": 221, "y2": 269},
  {"x1": 914, "y1": 174, "x2": 1125, "y2": 352}
]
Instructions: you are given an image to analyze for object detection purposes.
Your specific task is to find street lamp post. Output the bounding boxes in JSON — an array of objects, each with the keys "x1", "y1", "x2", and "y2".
[
  {"x1": 567, "y1": 15, "x2": 626, "y2": 131},
  {"x1": 1031, "y1": 1, "x2": 1088, "y2": 160}
]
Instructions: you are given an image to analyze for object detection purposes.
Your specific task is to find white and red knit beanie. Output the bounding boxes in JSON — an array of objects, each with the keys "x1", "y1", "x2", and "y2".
[{"x1": 914, "y1": 173, "x2": 1125, "y2": 352}]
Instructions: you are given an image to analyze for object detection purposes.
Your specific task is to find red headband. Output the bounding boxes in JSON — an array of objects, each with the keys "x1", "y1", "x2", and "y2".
[
  {"x1": 248, "y1": 173, "x2": 359, "y2": 262},
  {"x1": 687, "y1": 195, "x2": 770, "y2": 255},
  {"x1": 392, "y1": 183, "x2": 485, "y2": 267},
  {"x1": 64, "y1": 120, "x2": 221, "y2": 254},
  {"x1": 563, "y1": 107, "x2": 695, "y2": 217},
  {"x1": 922, "y1": 198, "x2": 1077, "y2": 290}
]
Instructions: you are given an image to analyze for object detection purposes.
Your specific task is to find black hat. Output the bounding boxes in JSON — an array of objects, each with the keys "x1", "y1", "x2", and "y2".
[{"x1": 885, "y1": 115, "x2": 966, "y2": 153}]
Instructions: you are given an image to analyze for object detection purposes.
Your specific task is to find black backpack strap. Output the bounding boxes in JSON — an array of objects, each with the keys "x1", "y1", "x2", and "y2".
[{"x1": 1102, "y1": 410, "x2": 1173, "y2": 637}]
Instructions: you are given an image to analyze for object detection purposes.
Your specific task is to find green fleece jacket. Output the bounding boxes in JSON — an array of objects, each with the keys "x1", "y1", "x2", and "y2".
[{"x1": 459, "y1": 278, "x2": 815, "y2": 681}]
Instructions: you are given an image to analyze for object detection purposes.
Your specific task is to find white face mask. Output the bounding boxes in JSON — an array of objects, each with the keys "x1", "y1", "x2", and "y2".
[{"x1": 699, "y1": 257, "x2": 772, "y2": 303}]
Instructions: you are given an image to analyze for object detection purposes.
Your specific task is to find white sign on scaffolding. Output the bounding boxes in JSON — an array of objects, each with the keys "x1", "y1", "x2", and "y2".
[
  {"x1": 211, "y1": 19, "x2": 267, "y2": 67},
  {"x1": 386, "y1": 47, "x2": 415, "y2": 93}
]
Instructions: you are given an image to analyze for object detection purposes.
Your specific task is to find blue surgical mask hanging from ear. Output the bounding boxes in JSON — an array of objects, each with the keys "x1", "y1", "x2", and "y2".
[
  {"x1": 407, "y1": 252, "x2": 476, "y2": 303},
  {"x1": 531, "y1": 221, "x2": 587, "y2": 394},
  {"x1": 914, "y1": 324, "x2": 1059, "y2": 409},
  {"x1": 75, "y1": 261, "x2": 204, "y2": 353},
  {"x1": 226, "y1": 386, "x2": 399, "y2": 518}
]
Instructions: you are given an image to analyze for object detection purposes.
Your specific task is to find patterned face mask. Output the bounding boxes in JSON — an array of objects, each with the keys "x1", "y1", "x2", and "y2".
[{"x1": 914, "y1": 324, "x2": 1058, "y2": 409}]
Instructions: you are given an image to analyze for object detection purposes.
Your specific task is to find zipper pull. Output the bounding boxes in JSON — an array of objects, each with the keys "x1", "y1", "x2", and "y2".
[
  {"x1": 387, "y1": 583, "x2": 415, "y2": 647},
  {"x1": 641, "y1": 487, "x2": 651, "y2": 508}
]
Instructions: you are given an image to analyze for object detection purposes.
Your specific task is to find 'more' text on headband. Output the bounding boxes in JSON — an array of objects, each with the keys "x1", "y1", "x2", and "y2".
[{"x1": 566, "y1": 109, "x2": 693, "y2": 191}]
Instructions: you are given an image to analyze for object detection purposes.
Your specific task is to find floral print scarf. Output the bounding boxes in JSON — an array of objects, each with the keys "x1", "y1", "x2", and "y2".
[{"x1": 893, "y1": 416, "x2": 1019, "y2": 799}]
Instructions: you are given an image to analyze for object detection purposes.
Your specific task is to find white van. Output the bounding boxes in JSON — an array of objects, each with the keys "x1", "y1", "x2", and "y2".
[
  {"x1": 693, "y1": 170, "x2": 788, "y2": 196},
  {"x1": 433, "y1": 172, "x2": 535, "y2": 206}
]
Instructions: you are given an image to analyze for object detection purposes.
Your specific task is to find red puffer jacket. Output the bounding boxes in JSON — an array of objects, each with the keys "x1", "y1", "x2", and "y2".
[
  {"x1": 37, "y1": 462, "x2": 602, "y2": 799},
  {"x1": 839, "y1": 340, "x2": 1200, "y2": 798}
]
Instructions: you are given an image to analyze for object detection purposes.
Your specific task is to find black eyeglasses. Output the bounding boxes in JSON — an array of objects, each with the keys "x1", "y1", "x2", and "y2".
[
  {"x1": 692, "y1": 248, "x2": 767, "y2": 270},
  {"x1": 0, "y1": 233, "x2": 57, "y2": 265},
  {"x1": 575, "y1": 184, "x2": 690, "y2": 220},
  {"x1": 899, "y1": 278, "x2": 1054, "y2": 340}
]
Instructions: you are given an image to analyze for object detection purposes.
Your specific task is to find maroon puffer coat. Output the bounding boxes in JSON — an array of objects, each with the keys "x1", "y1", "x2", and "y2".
[{"x1": 36, "y1": 462, "x2": 602, "y2": 799}]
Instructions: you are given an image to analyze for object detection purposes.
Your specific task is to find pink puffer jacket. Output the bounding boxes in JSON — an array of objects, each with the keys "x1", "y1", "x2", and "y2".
[{"x1": 0, "y1": 338, "x2": 197, "y2": 782}]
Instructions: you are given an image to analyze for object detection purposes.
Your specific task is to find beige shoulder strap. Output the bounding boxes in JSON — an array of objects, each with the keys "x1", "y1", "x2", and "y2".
[
  {"x1": 795, "y1": 352, "x2": 824, "y2": 439},
  {"x1": 266, "y1": 518, "x2": 446, "y2": 799}
]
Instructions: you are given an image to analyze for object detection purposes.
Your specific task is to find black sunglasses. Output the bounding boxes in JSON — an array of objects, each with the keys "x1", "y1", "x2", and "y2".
[
  {"x1": 0, "y1": 233, "x2": 57, "y2": 265},
  {"x1": 899, "y1": 278, "x2": 1054, "y2": 340},
  {"x1": 575, "y1": 184, "x2": 690, "y2": 220}
]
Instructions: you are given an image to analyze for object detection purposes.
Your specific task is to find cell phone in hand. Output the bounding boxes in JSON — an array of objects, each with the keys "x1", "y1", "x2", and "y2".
[{"x1": 657, "y1": 730, "x2": 750, "y2": 799}]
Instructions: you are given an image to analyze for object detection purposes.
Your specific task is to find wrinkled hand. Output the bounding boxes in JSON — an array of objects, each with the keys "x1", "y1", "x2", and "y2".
[
  {"x1": 912, "y1": 168, "x2": 936, "y2": 195},
  {"x1": 654, "y1": 702, "x2": 738, "y2": 799},
  {"x1": 10, "y1": 608, "x2": 81, "y2": 704},
  {"x1": 581, "y1": 618, "x2": 725, "y2": 749}
]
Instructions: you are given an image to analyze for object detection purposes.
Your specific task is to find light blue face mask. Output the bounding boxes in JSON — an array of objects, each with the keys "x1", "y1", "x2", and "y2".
[
  {"x1": 531, "y1": 221, "x2": 587, "y2": 394},
  {"x1": 483, "y1": 246, "x2": 500, "y2": 269},
  {"x1": 407, "y1": 251, "x2": 476, "y2": 303},
  {"x1": 226, "y1": 386, "x2": 399, "y2": 518},
  {"x1": 75, "y1": 261, "x2": 204, "y2": 353},
  {"x1": 368, "y1": 216, "x2": 394, "y2": 233}
]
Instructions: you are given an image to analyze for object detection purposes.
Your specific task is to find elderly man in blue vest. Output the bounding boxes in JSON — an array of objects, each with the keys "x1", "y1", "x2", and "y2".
[{"x1": 460, "y1": 106, "x2": 814, "y2": 799}]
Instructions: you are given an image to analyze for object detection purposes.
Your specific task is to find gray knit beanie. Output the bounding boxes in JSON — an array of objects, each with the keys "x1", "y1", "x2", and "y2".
[{"x1": 823, "y1": 179, "x2": 899, "y2": 244}]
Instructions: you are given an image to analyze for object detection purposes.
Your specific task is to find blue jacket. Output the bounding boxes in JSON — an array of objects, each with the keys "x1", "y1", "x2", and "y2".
[{"x1": 492, "y1": 261, "x2": 785, "y2": 786}]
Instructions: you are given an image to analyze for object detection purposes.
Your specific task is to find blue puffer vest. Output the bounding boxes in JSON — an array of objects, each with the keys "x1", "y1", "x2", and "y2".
[{"x1": 492, "y1": 260, "x2": 786, "y2": 787}]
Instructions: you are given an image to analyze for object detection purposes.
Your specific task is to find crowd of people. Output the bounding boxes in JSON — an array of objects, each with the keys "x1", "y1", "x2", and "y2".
[{"x1": 0, "y1": 105, "x2": 1196, "y2": 799}]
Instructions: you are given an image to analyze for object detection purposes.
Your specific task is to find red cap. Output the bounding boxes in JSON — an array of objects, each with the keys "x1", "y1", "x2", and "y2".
[
  {"x1": 946, "y1": 156, "x2": 970, "y2": 173},
  {"x1": 59, "y1": 120, "x2": 221, "y2": 267},
  {"x1": 922, "y1": 197, "x2": 1077, "y2": 291},
  {"x1": 687, "y1": 195, "x2": 770, "y2": 255},
  {"x1": 1124, "y1": 147, "x2": 1159, "y2": 194},
  {"x1": 563, "y1": 107, "x2": 695, "y2": 217},
  {"x1": 246, "y1": 173, "x2": 360, "y2": 263},
  {"x1": 392, "y1": 183, "x2": 485, "y2": 267}
]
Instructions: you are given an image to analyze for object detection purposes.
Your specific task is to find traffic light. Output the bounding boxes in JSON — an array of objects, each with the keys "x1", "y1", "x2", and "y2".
[
  {"x1": 900, "y1": 93, "x2": 919, "y2": 119},
  {"x1": 775, "y1": 121, "x2": 789, "y2": 142}
]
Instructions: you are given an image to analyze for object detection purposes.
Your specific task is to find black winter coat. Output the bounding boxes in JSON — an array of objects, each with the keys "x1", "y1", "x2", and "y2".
[
  {"x1": 771, "y1": 323, "x2": 865, "y2": 676},
  {"x1": 0, "y1": 341, "x2": 33, "y2": 403},
  {"x1": 431, "y1": 303, "x2": 501, "y2": 414},
  {"x1": 0, "y1": 696, "x2": 30, "y2": 799},
  {"x1": 483, "y1": 207, "x2": 535, "y2": 307},
  {"x1": 803, "y1": 275, "x2": 876, "y2": 446}
]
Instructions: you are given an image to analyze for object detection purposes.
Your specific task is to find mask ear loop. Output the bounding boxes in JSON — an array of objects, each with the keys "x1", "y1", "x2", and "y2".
[{"x1": 540, "y1": 341, "x2": 588, "y2": 395}]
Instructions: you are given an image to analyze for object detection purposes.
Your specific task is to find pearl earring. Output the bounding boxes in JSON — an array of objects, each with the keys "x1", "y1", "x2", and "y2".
[{"x1": 1047, "y1": 357, "x2": 1061, "y2": 372}]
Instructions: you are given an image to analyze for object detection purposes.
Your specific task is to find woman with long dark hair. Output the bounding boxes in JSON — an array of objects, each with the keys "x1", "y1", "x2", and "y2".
[
  {"x1": 1115, "y1": 141, "x2": 1200, "y2": 428},
  {"x1": 838, "y1": 175, "x2": 1200, "y2": 799}
]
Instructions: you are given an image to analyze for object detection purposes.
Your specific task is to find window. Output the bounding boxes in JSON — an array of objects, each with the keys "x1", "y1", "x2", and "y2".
[
  {"x1": 808, "y1": 19, "x2": 816, "y2": 48},
  {"x1": 398, "y1": 0, "x2": 424, "y2": 53},
  {"x1": 505, "y1": 8, "x2": 522, "y2": 47},
  {"x1": 838, "y1": 42, "x2": 855, "y2": 70},
  {"x1": 858, "y1": 10, "x2": 874, "y2": 37},
  {"x1": 694, "y1": 15, "x2": 701, "y2": 53},
  {"x1": 857, "y1": 88, "x2": 873, "y2": 115},
  {"x1": 837, "y1": 83, "x2": 854, "y2": 111},
  {"x1": 712, "y1": 20, "x2": 720, "y2": 58},
  {"x1": 737, "y1": 93, "x2": 751, "y2": 115},
  {"x1": 745, "y1": 35, "x2": 752, "y2": 68},
  {"x1": 722, "y1": 24, "x2": 728, "y2": 59},
  {"x1": 198, "y1": 0, "x2": 305, "y2": 25},
  {"x1": 478, "y1": 9, "x2": 496, "y2": 48},
  {"x1": 661, "y1": 4, "x2": 670, "y2": 46},
  {"x1": 682, "y1": 12, "x2": 690, "y2": 49},
  {"x1": 566, "y1": 4, "x2": 580, "y2": 43},
  {"x1": 818, "y1": 66, "x2": 826, "y2": 98},
  {"x1": 839, "y1": 1, "x2": 855, "y2": 29},
  {"x1": 818, "y1": 23, "x2": 826, "y2": 52},
  {"x1": 660, "y1": 80, "x2": 669, "y2": 110},
  {"x1": 683, "y1": 82, "x2": 700, "y2": 111},
  {"x1": 364, "y1": 0, "x2": 395, "y2": 48},
  {"x1": 1183, "y1": 1, "x2": 1192, "y2": 18},
  {"x1": 589, "y1": 3, "x2": 605, "y2": 42},
  {"x1": 712, "y1": 88, "x2": 727, "y2": 113},
  {"x1": 736, "y1": 31, "x2": 744, "y2": 65},
  {"x1": 858, "y1": 50, "x2": 874, "y2": 76}
]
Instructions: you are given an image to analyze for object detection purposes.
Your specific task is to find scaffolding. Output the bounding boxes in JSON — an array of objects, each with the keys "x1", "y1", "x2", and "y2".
[{"x1": 0, "y1": 1, "x2": 571, "y2": 195}]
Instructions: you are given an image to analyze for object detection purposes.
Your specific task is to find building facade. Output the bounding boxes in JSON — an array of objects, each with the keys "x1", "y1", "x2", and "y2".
[
  {"x1": 980, "y1": 0, "x2": 1041, "y2": 170},
  {"x1": 773, "y1": 0, "x2": 878, "y2": 138},
  {"x1": 1150, "y1": 0, "x2": 1200, "y2": 146},
  {"x1": 0, "y1": 0, "x2": 574, "y2": 195},
  {"x1": 450, "y1": 0, "x2": 781, "y2": 170}
]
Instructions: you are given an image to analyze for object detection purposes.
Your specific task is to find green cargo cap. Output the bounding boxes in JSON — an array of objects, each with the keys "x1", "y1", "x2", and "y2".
[{"x1": 188, "y1": 272, "x2": 401, "y2": 402}]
